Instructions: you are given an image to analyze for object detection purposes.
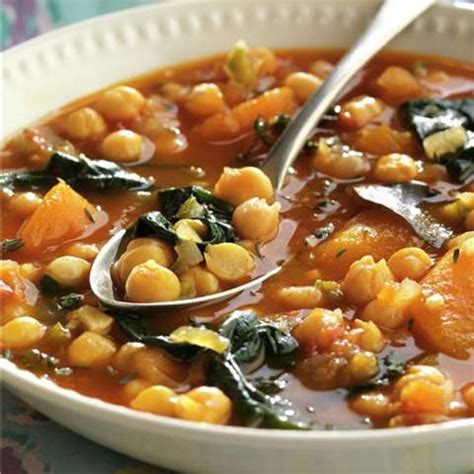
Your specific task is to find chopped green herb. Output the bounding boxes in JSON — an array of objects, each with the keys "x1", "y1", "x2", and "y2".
[
  {"x1": 1, "y1": 238, "x2": 24, "y2": 255},
  {"x1": 407, "y1": 318, "x2": 415, "y2": 331},
  {"x1": 58, "y1": 293, "x2": 84, "y2": 310},
  {"x1": 335, "y1": 248, "x2": 347, "y2": 258},
  {"x1": 453, "y1": 248, "x2": 460, "y2": 263},
  {"x1": 84, "y1": 207, "x2": 95, "y2": 223},
  {"x1": 39, "y1": 275, "x2": 63, "y2": 297}
]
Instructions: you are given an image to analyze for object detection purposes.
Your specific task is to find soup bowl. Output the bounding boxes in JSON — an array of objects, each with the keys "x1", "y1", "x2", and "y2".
[{"x1": 1, "y1": 1, "x2": 474, "y2": 473}]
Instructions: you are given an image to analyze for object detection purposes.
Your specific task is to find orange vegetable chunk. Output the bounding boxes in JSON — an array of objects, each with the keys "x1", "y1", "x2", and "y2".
[
  {"x1": 412, "y1": 240, "x2": 474, "y2": 359},
  {"x1": 308, "y1": 209, "x2": 420, "y2": 279},
  {"x1": 19, "y1": 180, "x2": 98, "y2": 252},
  {"x1": 197, "y1": 87, "x2": 297, "y2": 141}
]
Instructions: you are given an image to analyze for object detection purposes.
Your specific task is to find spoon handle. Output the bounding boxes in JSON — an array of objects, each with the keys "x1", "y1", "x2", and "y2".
[{"x1": 261, "y1": 0, "x2": 436, "y2": 191}]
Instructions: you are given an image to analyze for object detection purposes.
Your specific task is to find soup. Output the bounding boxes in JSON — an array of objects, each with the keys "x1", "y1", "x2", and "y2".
[{"x1": 1, "y1": 43, "x2": 473, "y2": 430}]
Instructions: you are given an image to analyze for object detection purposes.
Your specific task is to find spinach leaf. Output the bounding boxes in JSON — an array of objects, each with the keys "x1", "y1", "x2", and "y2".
[
  {"x1": 110, "y1": 309, "x2": 306, "y2": 429},
  {"x1": 112, "y1": 312, "x2": 202, "y2": 362},
  {"x1": 159, "y1": 185, "x2": 234, "y2": 222},
  {"x1": 403, "y1": 99, "x2": 473, "y2": 139},
  {"x1": 124, "y1": 211, "x2": 178, "y2": 246},
  {"x1": 403, "y1": 99, "x2": 474, "y2": 182},
  {"x1": 219, "y1": 310, "x2": 298, "y2": 373},
  {"x1": 354, "y1": 182, "x2": 453, "y2": 248},
  {"x1": 0, "y1": 238, "x2": 24, "y2": 255},
  {"x1": 208, "y1": 353, "x2": 309, "y2": 429},
  {"x1": 158, "y1": 185, "x2": 235, "y2": 246},
  {"x1": 38, "y1": 275, "x2": 84, "y2": 310},
  {"x1": 0, "y1": 152, "x2": 154, "y2": 192}
]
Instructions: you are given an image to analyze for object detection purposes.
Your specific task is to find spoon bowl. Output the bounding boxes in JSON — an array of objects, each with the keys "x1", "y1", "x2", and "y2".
[{"x1": 90, "y1": 229, "x2": 282, "y2": 312}]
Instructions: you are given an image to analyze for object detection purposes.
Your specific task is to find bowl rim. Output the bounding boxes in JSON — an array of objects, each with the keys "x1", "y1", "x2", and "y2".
[{"x1": 2, "y1": 0, "x2": 474, "y2": 443}]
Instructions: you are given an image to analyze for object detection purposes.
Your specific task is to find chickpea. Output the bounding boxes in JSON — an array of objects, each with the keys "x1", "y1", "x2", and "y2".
[
  {"x1": 350, "y1": 392, "x2": 392, "y2": 418},
  {"x1": 439, "y1": 192, "x2": 474, "y2": 224},
  {"x1": 183, "y1": 83, "x2": 226, "y2": 118},
  {"x1": 338, "y1": 96, "x2": 384, "y2": 129},
  {"x1": 341, "y1": 256, "x2": 393, "y2": 306},
  {"x1": 284, "y1": 72, "x2": 322, "y2": 102},
  {"x1": 113, "y1": 341, "x2": 145, "y2": 372},
  {"x1": 101, "y1": 130, "x2": 143, "y2": 163},
  {"x1": 465, "y1": 210, "x2": 474, "y2": 230},
  {"x1": 352, "y1": 319, "x2": 386, "y2": 353},
  {"x1": 115, "y1": 239, "x2": 175, "y2": 283},
  {"x1": 132, "y1": 347, "x2": 187, "y2": 387},
  {"x1": 361, "y1": 279, "x2": 421, "y2": 329},
  {"x1": 68, "y1": 305, "x2": 114, "y2": 335},
  {"x1": 214, "y1": 166, "x2": 274, "y2": 206},
  {"x1": 252, "y1": 47, "x2": 277, "y2": 76},
  {"x1": 373, "y1": 154, "x2": 418, "y2": 182},
  {"x1": 153, "y1": 127, "x2": 188, "y2": 156},
  {"x1": 130, "y1": 385, "x2": 177, "y2": 417},
  {"x1": 8, "y1": 192, "x2": 43, "y2": 218},
  {"x1": 388, "y1": 247, "x2": 433, "y2": 281},
  {"x1": 95, "y1": 85, "x2": 145, "y2": 121},
  {"x1": 204, "y1": 243, "x2": 255, "y2": 282},
  {"x1": 121, "y1": 378, "x2": 152, "y2": 402},
  {"x1": 174, "y1": 386, "x2": 232, "y2": 425},
  {"x1": 376, "y1": 66, "x2": 421, "y2": 100},
  {"x1": 45, "y1": 256, "x2": 91, "y2": 288},
  {"x1": 1, "y1": 316, "x2": 45, "y2": 350},
  {"x1": 67, "y1": 331, "x2": 117, "y2": 367},
  {"x1": 160, "y1": 82, "x2": 189, "y2": 102},
  {"x1": 313, "y1": 138, "x2": 369, "y2": 179},
  {"x1": 61, "y1": 107, "x2": 107, "y2": 141},
  {"x1": 276, "y1": 286, "x2": 323, "y2": 310},
  {"x1": 399, "y1": 378, "x2": 450, "y2": 415},
  {"x1": 309, "y1": 59, "x2": 334, "y2": 79},
  {"x1": 18, "y1": 263, "x2": 42, "y2": 284},
  {"x1": 347, "y1": 351, "x2": 379, "y2": 383},
  {"x1": 187, "y1": 266, "x2": 220, "y2": 296},
  {"x1": 416, "y1": 163, "x2": 448, "y2": 183},
  {"x1": 232, "y1": 198, "x2": 280, "y2": 240},
  {"x1": 294, "y1": 308, "x2": 345, "y2": 354},
  {"x1": 447, "y1": 231, "x2": 474, "y2": 249},
  {"x1": 65, "y1": 242, "x2": 99, "y2": 261},
  {"x1": 125, "y1": 260, "x2": 181, "y2": 303}
]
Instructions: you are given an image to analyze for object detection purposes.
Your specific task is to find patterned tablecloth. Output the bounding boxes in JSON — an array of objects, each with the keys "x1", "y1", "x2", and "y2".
[{"x1": 1, "y1": 1, "x2": 472, "y2": 473}]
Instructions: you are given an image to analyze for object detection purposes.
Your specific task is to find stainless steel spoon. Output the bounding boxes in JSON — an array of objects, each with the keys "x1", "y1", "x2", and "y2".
[{"x1": 90, "y1": 0, "x2": 436, "y2": 312}]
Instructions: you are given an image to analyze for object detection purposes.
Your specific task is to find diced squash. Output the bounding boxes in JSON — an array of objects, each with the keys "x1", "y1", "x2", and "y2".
[
  {"x1": 412, "y1": 239, "x2": 474, "y2": 359},
  {"x1": 352, "y1": 124, "x2": 419, "y2": 156},
  {"x1": 308, "y1": 210, "x2": 420, "y2": 279},
  {"x1": 19, "y1": 180, "x2": 98, "y2": 251},
  {"x1": 196, "y1": 87, "x2": 297, "y2": 141}
]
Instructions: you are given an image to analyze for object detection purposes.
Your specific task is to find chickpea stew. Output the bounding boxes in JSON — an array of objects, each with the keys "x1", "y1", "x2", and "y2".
[{"x1": 1, "y1": 43, "x2": 473, "y2": 430}]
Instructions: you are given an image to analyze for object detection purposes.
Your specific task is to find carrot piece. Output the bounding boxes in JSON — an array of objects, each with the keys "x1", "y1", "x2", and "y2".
[
  {"x1": 196, "y1": 87, "x2": 297, "y2": 141},
  {"x1": 309, "y1": 209, "x2": 420, "y2": 279},
  {"x1": 19, "y1": 180, "x2": 98, "y2": 251},
  {"x1": 412, "y1": 239, "x2": 474, "y2": 359}
]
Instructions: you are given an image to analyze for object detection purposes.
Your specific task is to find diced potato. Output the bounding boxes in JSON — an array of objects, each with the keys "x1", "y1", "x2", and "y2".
[
  {"x1": 412, "y1": 238, "x2": 474, "y2": 359},
  {"x1": 19, "y1": 180, "x2": 98, "y2": 252},
  {"x1": 307, "y1": 210, "x2": 420, "y2": 279},
  {"x1": 67, "y1": 331, "x2": 117, "y2": 367},
  {"x1": 68, "y1": 305, "x2": 114, "y2": 335}
]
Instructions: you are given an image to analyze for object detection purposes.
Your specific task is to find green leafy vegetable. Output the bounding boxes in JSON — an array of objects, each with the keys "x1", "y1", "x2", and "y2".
[
  {"x1": 110, "y1": 309, "x2": 306, "y2": 429},
  {"x1": 39, "y1": 275, "x2": 84, "y2": 310},
  {"x1": 354, "y1": 182, "x2": 453, "y2": 248},
  {"x1": 0, "y1": 238, "x2": 24, "y2": 255},
  {"x1": 403, "y1": 99, "x2": 474, "y2": 182},
  {"x1": 124, "y1": 211, "x2": 178, "y2": 246},
  {"x1": 0, "y1": 152, "x2": 154, "y2": 192}
]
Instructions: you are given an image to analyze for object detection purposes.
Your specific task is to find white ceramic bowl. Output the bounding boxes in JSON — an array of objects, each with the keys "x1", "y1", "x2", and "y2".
[{"x1": 2, "y1": 1, "x2": 474, "y2": 472}]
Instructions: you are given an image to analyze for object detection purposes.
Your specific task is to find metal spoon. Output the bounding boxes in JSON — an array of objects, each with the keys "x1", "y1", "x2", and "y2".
[{"x1": 90, "y1": 0, "x2": 436, "y2": 312}]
